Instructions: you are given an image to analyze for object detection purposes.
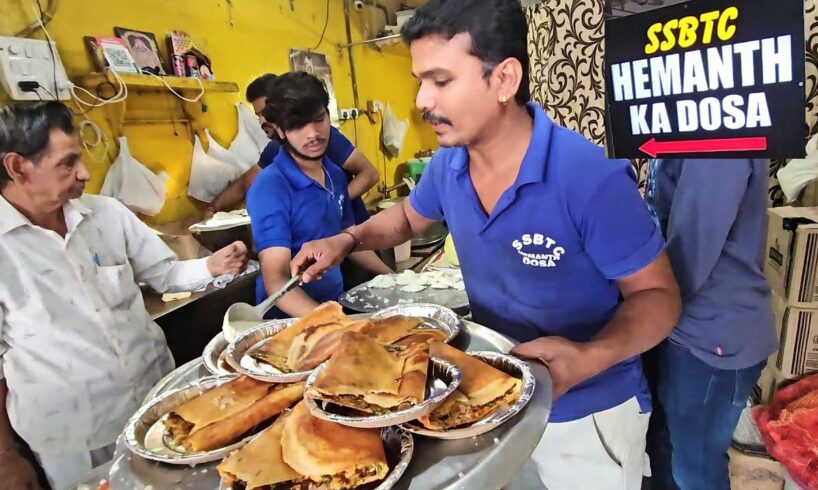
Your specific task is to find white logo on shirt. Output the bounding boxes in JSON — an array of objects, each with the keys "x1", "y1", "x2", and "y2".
[
  {"x1": 512, "y1": 234, "x2": 566, "y2": 268},
  {"x1": 337, "y1": 194, "x2": 345, "y2": 215}
]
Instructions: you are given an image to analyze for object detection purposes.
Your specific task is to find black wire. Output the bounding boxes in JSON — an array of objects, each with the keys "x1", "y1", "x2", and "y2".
[
  {"x1": 311, "y1": 0, "x2": 331, "y2": 50},
  {"x1": 37, "y1": 85, "x2": 55, "y2": 100},
  {"x1": 34, "y1": 0, "x2": 59, "y2": 100}
]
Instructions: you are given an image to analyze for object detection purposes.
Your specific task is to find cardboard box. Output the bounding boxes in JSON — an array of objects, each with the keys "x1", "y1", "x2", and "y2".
[
  {"x1": 770, "y1": 293, "x2": 818, "y2": 379},
  {"x1": 729, "y1": 447, "x2": 786, "y2": 490},
  {"x1": 765, "y1": 207, "x2": 818, "y2": 307}
]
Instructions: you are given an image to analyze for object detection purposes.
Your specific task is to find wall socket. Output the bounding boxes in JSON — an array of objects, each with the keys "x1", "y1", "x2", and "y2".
[
  {"x1": 338, "y1": 108, "x2": 360, "y2": 121},
  {"x1": 0, "y1": 36, "x2": 71, "y2": 101}
]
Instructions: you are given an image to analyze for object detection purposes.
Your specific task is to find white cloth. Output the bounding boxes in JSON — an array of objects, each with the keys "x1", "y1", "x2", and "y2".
[
  {"x1": 0, "y1": 194, "x2": 214, "y2": 454},
  {"x1": 228, "y1": 103, "x2": 266, "y2": 167},
  {"x1": 188, "y1": 134, "x2": 242, "y2": 203},
  {"x1": 528, "y1": 397, "x2": 650, "y2": 490},
  {"x1": 778, "y1": 133, "x2": 818, "y2": 202},
  {"x1": 35, "y1": 443, "x2": 115, "y2": 490}
]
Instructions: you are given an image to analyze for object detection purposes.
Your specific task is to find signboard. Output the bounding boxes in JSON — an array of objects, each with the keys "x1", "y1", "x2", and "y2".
[{"x1": 605, "y1": 0, "x2": 805, "y2": 159}]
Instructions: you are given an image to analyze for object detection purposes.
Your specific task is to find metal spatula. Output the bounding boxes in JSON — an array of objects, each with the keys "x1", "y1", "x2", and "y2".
[{"x1": 222, "y1": 274, "x2": 302, "y2": 342}]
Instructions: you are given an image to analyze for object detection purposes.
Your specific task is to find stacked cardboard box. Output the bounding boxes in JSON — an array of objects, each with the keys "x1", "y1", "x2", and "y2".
[{"x1": 758, "y1": 207, "x2": 818, "y2": 402}]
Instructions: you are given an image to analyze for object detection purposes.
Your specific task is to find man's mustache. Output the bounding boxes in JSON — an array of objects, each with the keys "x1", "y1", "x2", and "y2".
[
  {"x1": 304, "y1": 138, "x2": 326, "y2": 147},
  {"x1": 422, "y1": 111, "x2": 452, "y2": 126}
]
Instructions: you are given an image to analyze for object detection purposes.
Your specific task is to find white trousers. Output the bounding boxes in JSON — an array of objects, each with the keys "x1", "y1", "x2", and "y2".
[
  {"x1": 34, "y1": 444, "x2": 115, "y2": 490},
  {"x1": 510, "y1": 397, "x2": 650, "y2": 490}
]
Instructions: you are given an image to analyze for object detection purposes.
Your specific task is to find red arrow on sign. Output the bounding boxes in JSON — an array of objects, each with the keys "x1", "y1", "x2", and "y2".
[{"x1": 638, "y1": 136, "x2": 768, "y2": 158}]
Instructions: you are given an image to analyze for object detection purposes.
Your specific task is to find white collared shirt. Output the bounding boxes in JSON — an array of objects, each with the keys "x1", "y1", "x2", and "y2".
[{"x1": 0, "y1": 194, "x2": 213, "y2": 452}]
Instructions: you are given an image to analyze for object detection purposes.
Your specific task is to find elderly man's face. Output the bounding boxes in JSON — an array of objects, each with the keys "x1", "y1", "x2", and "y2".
[{"x1": 22, "y1": 129, "x2": 89, "y2": 205}]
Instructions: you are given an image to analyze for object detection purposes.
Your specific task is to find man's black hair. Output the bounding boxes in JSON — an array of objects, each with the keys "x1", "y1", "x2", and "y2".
[
  {"x1": 0, "y1": 101, "x2": 75, "y2": 188},
  {"x1": 263, "y1": 71, "x2": 329, "y2": 132},
  {"x1": 401, "y1": 0, "x2": 530, "y2": 105},
  {"x1": 246, "y1": 73, "x2": 278, "y2": 103}
]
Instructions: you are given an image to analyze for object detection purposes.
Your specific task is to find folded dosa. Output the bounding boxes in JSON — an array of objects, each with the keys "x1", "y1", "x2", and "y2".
[
  {"x1": 305, "y1": 332, "x2": 429, "y2": 414},
  {"x1": 392, "y1": 329, "x2": 448, "y2": 347},
  {"x1": 217, "y1": 412, "x2": 304, "y2": 490},
  {"x1": 286, "y1": 319, "x2": 373, "y2": 372},
  {"x1": 281, "y1": 401, "x2": 388, "y2": 489},
  {"x1": 164, "y1": 377, "x2": 304, "y2": 452},
  {"x1": 249, "y1": 302, "x2": 347, "y2": 372},
  {"x1": 364, "y1": 316, "x2": 448, "y2": 346},
  {"x1": 419, "y1": 342, "x2": 521, "y2": 430}
]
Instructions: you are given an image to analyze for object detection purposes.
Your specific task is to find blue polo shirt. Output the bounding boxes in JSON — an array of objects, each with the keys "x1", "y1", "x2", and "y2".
[
  {"x1": 258, "y1": 127, "x2": 369, "y2": 224},
  {"x1": 409, "y1": 103, "x2": 665, "y2": 422},
  {"x1": 247, "y1": 147, "x2": 354, "y2": 318}
]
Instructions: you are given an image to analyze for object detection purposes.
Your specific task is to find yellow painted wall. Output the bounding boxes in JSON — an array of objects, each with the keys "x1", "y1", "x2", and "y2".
[{"x1": 0, "y1": 0, "x2": 437, "y2": 223}]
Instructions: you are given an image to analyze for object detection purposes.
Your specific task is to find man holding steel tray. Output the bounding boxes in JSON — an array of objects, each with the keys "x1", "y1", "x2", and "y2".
[{"x1": 291, "y1": 1, "x2": 681, "y2": 488}]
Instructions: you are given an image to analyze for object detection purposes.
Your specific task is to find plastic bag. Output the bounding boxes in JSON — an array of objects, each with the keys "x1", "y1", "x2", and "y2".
[
  {"x1": 188, "y1": 134, "x2": 241, "y2": 203},
  {"x1": 205, "y1": 129, "x2": 247, "y2": 173},
  {"x1": 227, "y1": 103, "x2": 266, "y2": 167},
  {"x1": 100, "y1": 136, "x2": 169, "y2": 216},
  {"x1": 382, "y1": 103, "x2": 408, "y2": 158},
  {"x1": 778, "y1": 133, "x2": 818, "y2": 203},
  {"x1": 753, "y1": 374, "x2": 818, "y2": 489}
]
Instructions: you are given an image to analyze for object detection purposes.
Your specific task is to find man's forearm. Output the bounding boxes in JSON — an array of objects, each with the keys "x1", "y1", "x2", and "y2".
[
  {"x1": 264, "y1": 274, "x2": 319, "y2": 318},
  {"x1": 348, "y1": 201, "x2": 417, "y2": 252},
  {"x1": 348, "y1": 176, "x2": 372, "y2": 199},
  {"x1": 348, "y1": 250, "x2": 393, "y2": 275},
  {"x1": 347, "y1": 170, "x2": 378, "y2": 200},
  {"x1": 586, "y1": 287, "x2": 679, "y2": 373},
  {"x1": 209, "y1": 179, "x2": 246, "y2": 213}
]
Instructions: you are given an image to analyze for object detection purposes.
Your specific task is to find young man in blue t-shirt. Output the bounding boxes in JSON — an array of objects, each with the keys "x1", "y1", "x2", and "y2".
[
  {"x1": 247, "y1": 72, "x2": 390, "y2": 318},
  {"x1": 291, "y1": 1, "x2": 682, "y2": 488},
  {"x1": 205, "y1": 73, "x2": 378, "y2": 225}
]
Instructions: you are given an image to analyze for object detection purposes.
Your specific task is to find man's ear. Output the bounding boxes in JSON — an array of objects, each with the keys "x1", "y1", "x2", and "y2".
[
  {"x1": 492, "y1": 57, "x2": 524, "y2": 105},
  {"x1": 1, "y1": 152, "x2": 31, "y2": 185}
]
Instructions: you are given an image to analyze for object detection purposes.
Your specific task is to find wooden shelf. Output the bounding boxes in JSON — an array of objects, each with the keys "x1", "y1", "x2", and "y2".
[{"x1": 74, "y1": 72, "x2": 239, "y2": 93}]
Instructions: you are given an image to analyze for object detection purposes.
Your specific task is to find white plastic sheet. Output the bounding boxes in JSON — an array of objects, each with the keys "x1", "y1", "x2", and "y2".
[
  {"x1": 188, "y1": 134, "x2": 241, "y2": 203},
  {"x1": 100, "y1": 136, "x2": 168, "y2": 216}
]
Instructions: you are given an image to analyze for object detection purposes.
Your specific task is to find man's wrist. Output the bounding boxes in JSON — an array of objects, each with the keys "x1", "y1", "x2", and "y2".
[
  {"x1": 340, "y1": 228, "x2": 362, "y2": 254},
  {"x1": 582, "y1": 339, "x2": 620, "y2": 376}
]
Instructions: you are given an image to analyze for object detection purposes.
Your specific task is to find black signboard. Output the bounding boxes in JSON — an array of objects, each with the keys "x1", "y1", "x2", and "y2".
[{"x1": 605, "y1": 0, "x2": 805, "y2": 159}]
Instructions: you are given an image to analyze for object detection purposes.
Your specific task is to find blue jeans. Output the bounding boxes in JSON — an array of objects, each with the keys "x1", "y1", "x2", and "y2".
[{"x1": 644, "y1": 340, "x2": 764, "y2": 490}]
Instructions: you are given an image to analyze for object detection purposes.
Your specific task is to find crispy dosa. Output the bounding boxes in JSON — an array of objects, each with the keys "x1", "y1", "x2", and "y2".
[
  {"x1": 249, "y1": 302, "x2": 347, "y2": 372},
  {"x1": 281, "y1": 401, "x2": 388, "y2": 489},
  {"x1": 305, "y1": 332, "x2": 429, "y2": 415},
  {"x1": 419, "y1": 342, "x2": 521, "y2": 430},
  {"x1": 164, "y1": 377, "x2": 304, "y2": 452},
  {"x1": 286, "y1": 319, "x2": 373, "y2": 372},
  {"x1": 217, "y1": 412, "x2": 305, "y2": 490}
]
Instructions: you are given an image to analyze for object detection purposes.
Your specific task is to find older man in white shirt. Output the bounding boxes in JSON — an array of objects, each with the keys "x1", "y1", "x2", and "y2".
[{"x1": 0, "y1": 101, "x2": 248, "y2": 489}]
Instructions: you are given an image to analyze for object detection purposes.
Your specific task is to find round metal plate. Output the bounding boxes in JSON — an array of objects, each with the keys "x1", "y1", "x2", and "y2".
[
  {"x1": 124, "y1": 375, "x2": 260, "y2": 465},
  {"x1": 400, "y1": 351, "x2": 536, "y2": 439}
]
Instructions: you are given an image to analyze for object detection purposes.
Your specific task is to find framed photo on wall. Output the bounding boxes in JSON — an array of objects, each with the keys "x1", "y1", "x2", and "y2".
[
  {"x1": 94, "y1": 37, "x2": 140, "y2": 73},
  {"x1": 83, "y1": 36, "x2": 108, "y2": 72},
  {"x1": 289, "y1": 50, "x2": 339, "y2": 125},
  {"x1": 114, "y1": 27, "x2": 166, "y2": 75}
]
